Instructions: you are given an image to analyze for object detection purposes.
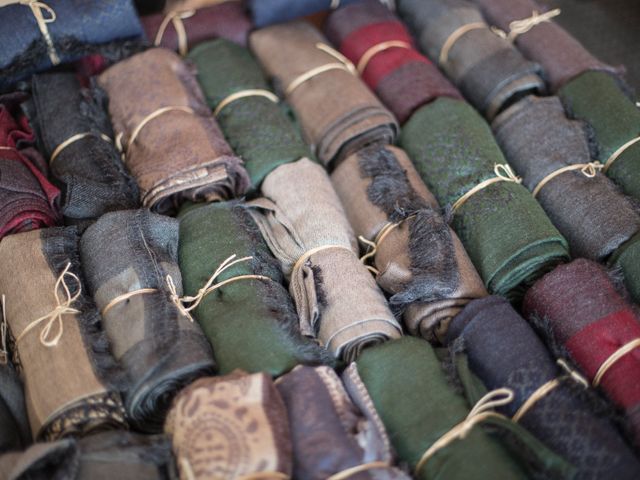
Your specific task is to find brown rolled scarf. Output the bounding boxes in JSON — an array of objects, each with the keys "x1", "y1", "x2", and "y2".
[
  {"x1": 98, "y1": 48, "x2": 249, "y2": 214},
  {"x1": 331, "y1": 144, "x2": 487, "y2": 343},
  {"x1": 165, "y1": 372, "x2": 292, "y2": 480},
  {"x1": 250, "y1": 21, "x2": 398, "y2": 168},
  {"x1": 248, "y1": 158, "x2": 402, "y2": 362},
  {"x1": 470, "y1": 0, "x2": 617, "y2": 91},
  {"x1": 0, "y1": 227, "x2": 126, "y2": 441},
  {"x1": 276, "y1": 365, "x2": 410, "y2": 480}
]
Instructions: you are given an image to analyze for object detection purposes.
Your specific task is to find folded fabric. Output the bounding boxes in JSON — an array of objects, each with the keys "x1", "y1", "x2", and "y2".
[
  {"x1": 165, "y1": 372, "x2": 292, "y2": 480},
  {"x1": 0, "y1": 93, "x2": 60, "y2": 239},
  {"x1": 400, "y1": 98, "x2": 569, "y2": 301},
  {"x1": 396, "y1": 0, "x2": 544, "y2": 119},
  {"x1": 141, "y1": 0, "x2": 251, "y2": 54},
  {"x1": 0, "y1": 438, "x2": 77, "y2": 480},
  {"x1": 248, "y1": 158, "x2": 402, "y2": 362},
  {"x1": 344, "y1": 336, "x2": 574, "y2": 480},
  {"x1": 27, "y1": 73, "x2": 139, "y2": 227},
  {"x1": 448, "y1": 295, "x2": 640, "y2": 479},
  {"x1": 276, "y1": 365, "x2": 409, "y2": 479},
  {"x1": 80, "y1": 209, "x2": 215, "y2": 432},
  {"x1": 248, "y1": 0, "x2": 362, "y2": 28},
  {"x1": 250, "y1": 21, "x2": 398, "y2": 168},
  {"x1": 331, "y1": 144, "x2": 486, "y2": 343},
  {"x1": 98, "y1": 48, "x2": 249, "y2": 214},
  {"x1": 523, "y1": 259, "x2": 640, "y2": 447},
  {"x1": 189, "y1": 39, "x2": 310, "y2": 191},
  {"x1": 0, "y1": 361, "x2": 31, "y2": 453},
  {"x1": 470, "y1": 0, "x2": 616, "y2": 91},
  {"x1": 178, "y1": 201, "x2": 330, "y2": 376},
  {"x1": 0, "y1": 227, "x2": 126, "y2": 440},
  {"x1": 325, "y1": 0, "x2": 462, "y2": 124},
  {"x1": 0, "y1": 0, "x2": 143, "y2": 91},
  {"x1": 559, "y1": 71, "x2": 640, "y2": 201}
]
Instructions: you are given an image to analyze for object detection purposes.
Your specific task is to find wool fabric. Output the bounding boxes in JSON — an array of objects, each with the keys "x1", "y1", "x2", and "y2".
[
  {"x1": 0, "y1": 361, "x2": 31, "y2": 453},
  {"x1": 248, "y1": 0, "x2": 363, "y2": 28}
]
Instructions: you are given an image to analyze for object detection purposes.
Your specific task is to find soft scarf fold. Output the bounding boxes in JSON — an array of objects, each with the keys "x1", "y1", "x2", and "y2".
[
  {"x1": 0, "y1": 361, "x2": 31, "y2": 453},
  {"x1": 0, "y1": 93, "x2": 60, "y2": 239},
  {"x1": 80, "y1": 209, "x2": 216, "y2": 432},
  {"x1": 141, "y1": 0, "x2": 251, "y2": 52},
  {"x1": 178, "y1": 201, "x2": 330, "y2": 376},
  {"x1": 0, "y1": 0, "x2": 143, "y2": 91},
  {"x1": 0, "y1": 438, "x2": 77, "y2": 480},
  {"x1": 523, "y1": 259, "x2": 640, "y2": 447},
  {"x1": 448, "y1": 295, "x2": 640, "y2": 480},
  {"x1": 396, "y1": 0, "x2": 544, "y2": 119},
  {"x1": 27, "y1": 73, "x2": 139, "y2": 227},
  {"x1": 331, "y1": 144, "x2": 487, "y2": 343},
  {"x1": 248, "y1": 158, "x2": 402, "y2": 362},
  {"x1": 470, "y1": 0, "x2": 617, "y2": 91},
  {"x1": 250, "y1": 21, "x2": 398, "y2": 168},
  {"x1": 345, "y1": 336, "x2": 575, "y2": 480},
  {"x1": 98, "y1": 48, "x2": 249, "y2": 214},
  {"x1": 400, "y1": 98, "x2": 569, "y2": 301},
  {"x1": 188, "y1": 39, "x2": 310, "y2": 191},
  {"x1": 165, "y1": 372, "x2": 292, "y2": 480},
  {"x1": 248, "y1": 0, "x2": 363, "y2": 28},
  {"x1": 0, "y1": 227, "x2": 126, "y2": 441},
  {"x1": 325, "y1": 0, "x2": 462, "y2": 124},
  {"x1": 276, "y1": 365, "x2": 409, "y2": 479},
  {"x1": 559, "y1": 71, "x2": 640, "y2": 201}
]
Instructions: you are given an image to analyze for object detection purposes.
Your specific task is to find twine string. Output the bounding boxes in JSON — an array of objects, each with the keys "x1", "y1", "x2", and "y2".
[
  {"x1": 19, "y1": 1, "x2": 60, "y2": 65},
  {"x1": 357, "y1": 40, "x2": 411, "y2": 74},
  {"x1": 329, "y1": 0, "x2": 340, "y2": 9},
  {"x1": 0, "y1": 295, "x2": 7, "y2": 365},
  {"x1": 14, "y1": 263, "x2": 81, "y2": 347},
  {"x1": 593, "y1": 338, "x2": 640, "y2": 387},
  {"x1": 50, "y1": 132, "x2": 112, "y2": 164},
  {"x1": 493, "y1": 9, "x2": 561, "y2": 42},
  {"x1": 154, "y1": 9, "x2": 196, "y2": 56},
  {"x1": 452, "y1": 164, "x2": 522, "y2": 213},
  {"x1": 439, "y1": 22, "x2": 486, "y2": 66},
  {"x1": 214, "y1": 89, "x2": 279, "y2": 117},
  {"x1": 359, "y1": 214, "x2": 416, "y2": 268},
  {"x1": 292, "y1": 244, "x2": 354, "y2": 278},
  {"x1": 101, "y1": 288, "x2": 158, "y2": 316},
  {"x1": 603, "y1": 135, "x2": 640, "y2": 172},
  {"x1": 531, "y1": 161, "x2": 603, "y2": 197},
  {"x1": 327, "y1": 461, "x2": 391, "y2": 480}
]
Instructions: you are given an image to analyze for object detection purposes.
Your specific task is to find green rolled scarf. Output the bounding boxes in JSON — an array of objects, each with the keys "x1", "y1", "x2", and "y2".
[
  {"x1": 343, "y1": 337, "x2": 575, "y2": 480},
  {"x1": 400, "y1": 98, "x2": 569, "y2": 300},
  {"x1": 559, "y1": 71, "x2": 640, "y2": 201},
  {"x1": 178, "y1": 201, "x2": 330, "y2": 377},
  {"x1": 188, "y1": 39, "x2": 310, "y2": 192}
]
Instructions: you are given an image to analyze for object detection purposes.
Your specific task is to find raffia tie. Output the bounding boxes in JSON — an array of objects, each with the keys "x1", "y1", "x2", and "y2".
[
  {"x1": 14, "y1": 263, "x2": 81, "y2": 348},
  {"x1": 0, "y1": 295, "x2": 8, "y2": 365},
  {"x1": 513, "y1": 358, "x2": 589, "y2": 422},
  {"x1": 214, "y1": 89, "x2": 279, "y2": 117},
  {"x1": 11, "y1": 1, "x2": 60, "y2": 65},
  {"x1": 292, "y1": 244, "x2": 354, "y2": 278},
  {"x1": 115, "y1": 106, "x2": 195, "y2": 158},
  {"x1": 531, "y1": 161, "x2": 603, "y2": 198},
  {"x1": 452, "y1": 164, "x2": 522, "y2": 213},
  {"x1": 50, "y1": 132, "x2": 112, "y2": 164},
  {"x1": 359, "y1": 215, "x2": 416, "y2": 275},
  {"x1": 492, "y1": 9, "x2": 561, "y2": 42},
  {"x1": 439, "y1": 22, "x2": 486, "y2": 66},
  {"x1": 329, "y1": 0, "x2": 340, "y2": 9},
  {"x1": 603, "y1": 135, "x2": 640, "y2": 172},
  {"x1": 100, "y1": 288, "x2": 158, "y2": 316},
  {"x1": 327, "y1": 461, "x2": 391, "y2": 480},
  {"x1": 593, "y1": 338, "x2": 640, "y2": 387},
  {"x1": 285, "y1": 43, "x2": 357, "y2": 96},
  {"x1": 166, "y1": 254, "x2": 271, "y2": 322},
  {"x1": 415, "y1": 388, "x2": 514, "y2": 475},
  {"x1": 154, "y1": 9, "x2": 196, "y2": 56},
  {"x1": 357, "y1": 40, "x2": 411, "y2": 74}
]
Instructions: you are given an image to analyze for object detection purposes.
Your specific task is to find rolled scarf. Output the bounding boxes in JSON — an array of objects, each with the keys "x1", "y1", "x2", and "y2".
[
  {"x1": 165, "y1": 372, "x2": 292, "y2": 480},
  {"x1": 396, "y1": 0, "x2": 545, "y2": 119},
  {"x1": 0, "y1": 361, "x2": 31, "y2": 453},
  {"x1": 0, "y1": 438, "x2": 77, "y2": 480},
  {"x1": 80, "y1": 209, "x2": 216, "y2": 432},
  {"x1": 331, "y1": 144, "x2": 487, "y2": 343},
  {"x1": 0, "y1": 227, "x2": 126, "y2": 441},
  {"x1": 188, "y1": 39, "x2": 310, "y2": 191},
  {"x1": 470, "y1": 0, "x2": 616, "y2": 91},
  {"x1": 447, "y1": 295, "x2": 640, "y2": 480},
  {"x1": 0, "y1": 93, "x2": 60, "y2": 239},
  {"x1": 178, "y1": 201, "x2": 330, "y2": 376},
  {"x1": 0, "y1": 0, "x2": 143, "y2": 91},
  {"x1": 276, "y1": 365, "x2": 409, "y2": 479},
  {"x1": 248, "y1": 158, "x2": 402, "y2": 362},
  {"x1": 523, "y1": 259, "x2": 640, "y2": 447},
  {"x1": 141, "y1": 0, "x2": 251, "y2": 54},
  {"x1": 325, "y1": 0, "x2": 462, "y2": 124},
  {"x1": 344, "y1": 337, "x2": 575, "y2": 480},
  {"x1": 250, "y1": 21, "x2": 398, "y2": 168},
  {"x1": 248, "y1": 0, "x2": 363, "y2": 28},
  {"x1": 559, "y1": 71, "x2": 640, "y2": 201},
  {"x1": 400, "y1": 98, "x2": 569, "y2": 300},
  {"x1": 98, "y1": 48, "x2": 249, "y2": 214},
  {"x1": 27, "y1": 73, "x2": 139, "y2": 227}
]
